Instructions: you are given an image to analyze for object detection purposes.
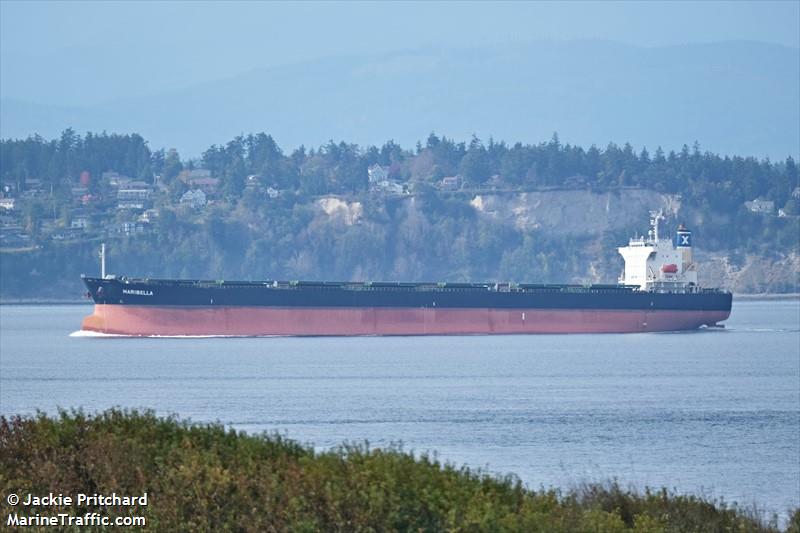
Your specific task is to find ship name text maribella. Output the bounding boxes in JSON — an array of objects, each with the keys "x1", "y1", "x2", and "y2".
[{"x1": 122, "y1": 289, "x2": 154, "y2": 296}]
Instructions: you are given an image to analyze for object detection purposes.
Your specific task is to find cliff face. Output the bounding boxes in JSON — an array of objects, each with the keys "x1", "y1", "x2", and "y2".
[
  {"x1": 469, "y1": 189, "x2": 680, "y2": 236},
  {"x1": 466, "y1": 189, "x2": 798, "y2": 293},
  {"x1": 698, "y1": 252, "x2": 800, "y2": 294}
]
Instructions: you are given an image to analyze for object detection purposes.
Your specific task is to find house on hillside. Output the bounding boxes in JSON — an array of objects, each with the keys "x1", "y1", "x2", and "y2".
[
  {"x1": 108, "y1": 221, "x2": 149, "y2": 236},
  {"x1": 179, "y1": 169, "x2": 219, "y2": 195},
  {"x1": 103, "y1": 171, "x2": 134, "y2": 188},
  {"x1": 245, "y1": 175, "x2": 260, "y2": 188},
  {"x1": 70, "y1": 211, "x2": 90, "y2": 229},
  {"x1": 368, "y1": 164, "x2": 389, "y2": 184},
  {"x1": 117, "y1": 188, "x2": 152, "y2": 210},
  {"x1": 440, "y1": 176, "x2": 462, "y2": 191},
  {"x1": 379, "y1": 180, "x2": 406, "y2": 195},
  {"x1": 744, "y1": 198, "x2": 774, "y2": 214},
  {"x1": 180, "y1": 189, "x2": 207, "y2": 208}
]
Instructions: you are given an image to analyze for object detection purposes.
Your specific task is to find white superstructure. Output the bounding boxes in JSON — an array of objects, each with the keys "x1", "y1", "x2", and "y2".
[{"x1": 618, "y1": 211, "x2": 698, "y2": 291}]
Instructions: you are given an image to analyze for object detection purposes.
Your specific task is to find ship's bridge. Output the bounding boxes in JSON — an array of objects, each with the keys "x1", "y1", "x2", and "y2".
[{"x1": 618, "y1": 211, "x2": 698, "y2": 291}]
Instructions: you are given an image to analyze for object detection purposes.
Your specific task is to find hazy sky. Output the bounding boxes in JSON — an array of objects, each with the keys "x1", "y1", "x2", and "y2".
[
  {"x1": 1, "y1": 0, "x2": 797, "y2": 158},
  {"x1": 2, "y1": 0, "x2": 798, "y2": 105},
  {"x1": 4, "y1": 1, "x2": 799, "y2": 56}
]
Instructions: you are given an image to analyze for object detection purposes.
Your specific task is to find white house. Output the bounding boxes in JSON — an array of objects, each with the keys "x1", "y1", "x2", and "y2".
[
  {"x1": 380, "y1": 180, "x2": 405, "y2": 195},
  {"x1": 104, "y1": 172, "x2": 134, "y2": 188},
  {"x1": 744, "y1": 199, "x2": 774, "y2": 214},
  {"x1": 440, "y1": 176, "x2": 462, "y2": 191},
  {"x1": 180, "y1": 189, "x2": 207, "y2": 208},
  {"x1": 117, "y1": 188, "x2": 152, "y2": 210},
  {"x1": 368, "y1": 164, "x2": 389, "y2": 183},
  {"x1": 70, "y1": 216, "x2": 89, "y2": 229}
]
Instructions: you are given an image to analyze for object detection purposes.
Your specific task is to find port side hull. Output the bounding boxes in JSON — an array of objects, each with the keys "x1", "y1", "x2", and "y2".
[{"x1": 81, "y1": 304, "x2": 731, "y2": 336}]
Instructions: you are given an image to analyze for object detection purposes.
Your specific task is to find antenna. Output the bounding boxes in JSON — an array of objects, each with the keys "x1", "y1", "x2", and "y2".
[
  {"x1": 649, "y1": 210, "x2": 663, "y2": 243},
  {"x1": 100, "y1": 243, "x2": 106, "y2": 279}
]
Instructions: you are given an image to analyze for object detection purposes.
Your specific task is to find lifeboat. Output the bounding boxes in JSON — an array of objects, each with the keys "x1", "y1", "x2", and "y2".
[{"x1": 661, "y1": 264, "x2": 679, "y2": 273}]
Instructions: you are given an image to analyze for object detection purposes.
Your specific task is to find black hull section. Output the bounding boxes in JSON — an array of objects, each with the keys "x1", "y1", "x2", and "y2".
[{"x1": 81, "y1": 277, "x2": 733, "y2": 313}]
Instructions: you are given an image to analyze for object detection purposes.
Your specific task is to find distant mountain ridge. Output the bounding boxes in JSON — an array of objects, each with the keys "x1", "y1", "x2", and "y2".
[{"x1": 2, "y1": 40, "x2": 797, "y2": 159}]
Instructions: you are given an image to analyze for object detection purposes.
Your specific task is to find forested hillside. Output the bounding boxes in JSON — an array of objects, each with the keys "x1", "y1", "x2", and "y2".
[{"x1": 0, "y1": 131, "x2": 797, "y2": 299}]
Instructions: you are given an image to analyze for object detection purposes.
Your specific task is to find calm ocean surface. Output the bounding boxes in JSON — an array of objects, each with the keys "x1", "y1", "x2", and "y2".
[{"x1": 1, "y1": 301, "x2": 798, "y2": 518}]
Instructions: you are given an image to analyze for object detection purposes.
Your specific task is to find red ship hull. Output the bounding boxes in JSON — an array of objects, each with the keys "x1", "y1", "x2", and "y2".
[{"x1": 81, "y1": 304, "x2": 731, "y2": 336}]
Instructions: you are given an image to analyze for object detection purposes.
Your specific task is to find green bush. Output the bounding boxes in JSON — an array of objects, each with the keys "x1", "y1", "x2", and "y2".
[{"x1": 0, "y1": 410, "x2": 792, "y2": 532}]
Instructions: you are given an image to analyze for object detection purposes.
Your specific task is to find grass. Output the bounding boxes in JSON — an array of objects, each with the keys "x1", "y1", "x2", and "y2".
[{"x1": 1, "y1": 409, "x2": 797, "y2": 532}]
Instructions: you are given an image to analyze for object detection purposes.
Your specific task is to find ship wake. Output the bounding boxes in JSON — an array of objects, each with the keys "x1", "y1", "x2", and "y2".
[
  {"x1": 70, "y1": 330, "x2": 125, "y2": 337},
  {"x1": 70, "y1": 330, "x2": 285, "y2": 338}
]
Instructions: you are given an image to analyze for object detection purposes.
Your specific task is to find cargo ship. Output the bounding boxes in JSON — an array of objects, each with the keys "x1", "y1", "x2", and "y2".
[{"x1": 80, "y1": 212, "x2": 731, "y2": 336}]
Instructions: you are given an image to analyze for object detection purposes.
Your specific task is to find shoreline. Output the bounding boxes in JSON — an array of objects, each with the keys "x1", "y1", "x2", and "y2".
[{"x1": 732, "y1": 293, "x2": 800, "y2": 300}]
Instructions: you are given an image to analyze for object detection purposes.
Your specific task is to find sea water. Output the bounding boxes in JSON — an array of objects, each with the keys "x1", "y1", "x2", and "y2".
[{"x1": 1, "y1": 300, "x2": 798, "y2": 519}]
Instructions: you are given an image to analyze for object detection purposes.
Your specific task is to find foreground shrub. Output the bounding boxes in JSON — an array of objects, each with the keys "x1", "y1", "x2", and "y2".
[{"x1": 0, "y1": 409, "x2": 792, "y2": 532}]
